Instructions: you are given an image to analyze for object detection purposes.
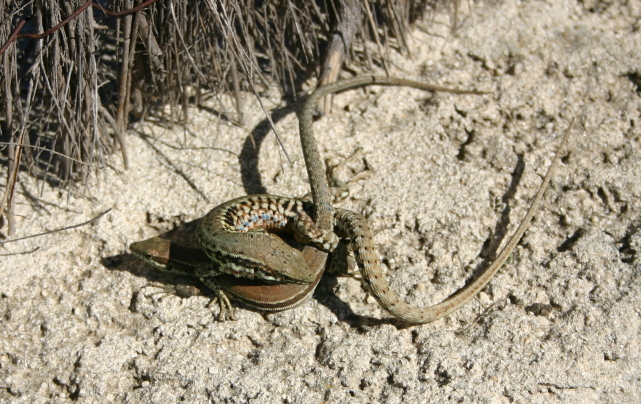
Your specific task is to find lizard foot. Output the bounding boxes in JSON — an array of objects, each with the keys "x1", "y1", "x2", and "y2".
[
  {"x1": 326, "y1": 239, "x2": 359, "y2": 277},
  {"x1": 200, "y1": 274, "x2": 237, "y2": 321},
  {"x1": 325, "y1": 147, "x2": 371, "y2": 201}
]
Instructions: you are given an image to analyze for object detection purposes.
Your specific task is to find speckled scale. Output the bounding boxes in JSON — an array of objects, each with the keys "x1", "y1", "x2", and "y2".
[{"x1": 197, "y1": 195, "x2": 338, "y2": 284}]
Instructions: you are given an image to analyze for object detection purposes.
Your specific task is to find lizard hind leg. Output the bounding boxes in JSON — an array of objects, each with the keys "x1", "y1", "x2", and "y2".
[
  {"x1": 300, "y1": 147, "x2": 371, "y2": 204},
  {"x1": 325, "y1": 238, "x2": 359, "y2": 277},
  {"x1": 325, "y1": 147, "x2": 371, "y2": 202}
]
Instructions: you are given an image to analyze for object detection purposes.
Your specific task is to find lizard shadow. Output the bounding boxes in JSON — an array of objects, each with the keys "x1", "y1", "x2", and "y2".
[
  {"x1": 238, "y1": 91, "x2": 332, "y2": 195},
  {"x1": 239, "y1": 100, "x2": 296, "y2": 195},
  {"x1": 471, "y1": 153, "x2": 525, "y2": 282},
  {"x1": 313, "y1": 275, "x2": 402, "y2": 327}
]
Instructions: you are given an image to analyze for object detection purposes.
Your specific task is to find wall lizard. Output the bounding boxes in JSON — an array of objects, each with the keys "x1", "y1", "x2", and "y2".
[
  {"x1": 132, "y1": 76, "x2": 570, "y2": 324},
  {"x1": 191, "y1": 77, "x2": 483, "y2": 283}
]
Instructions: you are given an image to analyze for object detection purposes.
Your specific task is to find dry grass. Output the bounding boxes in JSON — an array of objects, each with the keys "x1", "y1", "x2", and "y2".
[{"x1": 0, "y1": 0, "x2": 453, "y2": 235}]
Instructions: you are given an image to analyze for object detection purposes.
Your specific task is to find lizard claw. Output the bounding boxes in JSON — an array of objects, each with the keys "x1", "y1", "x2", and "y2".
[
  {"x1": 325, "y1": 147, "x2": 371, "y2": 201},
  {"x1": 208, "y1": 290, "x2": 237, "y2": 321},
  {"x1": 199, "y1": 274, "x2": 237, "y2": 321}
]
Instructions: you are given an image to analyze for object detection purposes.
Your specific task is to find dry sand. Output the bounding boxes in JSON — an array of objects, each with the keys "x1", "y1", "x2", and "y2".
[{"x1": 2, "y1": 1, "x2": 640, "y2": 402}]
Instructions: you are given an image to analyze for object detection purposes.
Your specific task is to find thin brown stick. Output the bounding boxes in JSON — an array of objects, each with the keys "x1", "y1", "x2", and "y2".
[
  {"x1": 0, "y1": 142, "x2": 103, "y2": 167},
  {"x1": 0, "y1": 208, "x2": 112, "y2": 246},
  {"x1": 0, "y1": 247, "x2": 41, "y2": 257},
  {"x1": 0, "y1": 0, "x2": 162, "y2": 56}
]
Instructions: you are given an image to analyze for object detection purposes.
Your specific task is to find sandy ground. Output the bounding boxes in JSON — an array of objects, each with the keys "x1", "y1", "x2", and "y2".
[{"x1": 2, "y1": 0, "x2": 641, "y2": 402}]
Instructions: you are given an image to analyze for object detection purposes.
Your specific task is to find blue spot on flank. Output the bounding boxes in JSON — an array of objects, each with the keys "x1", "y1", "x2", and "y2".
[
  {"x1": 243, "y1": 221, "x2": 250, "y2": 227},
  {"x1": 262, "y1": 213, "x2": 271, "y2": 220}
]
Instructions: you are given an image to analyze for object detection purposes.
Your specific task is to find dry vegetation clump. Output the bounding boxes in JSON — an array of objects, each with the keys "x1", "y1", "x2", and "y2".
[{"x1": 0, "y1": 0, "x2": 452, "y2": 234}]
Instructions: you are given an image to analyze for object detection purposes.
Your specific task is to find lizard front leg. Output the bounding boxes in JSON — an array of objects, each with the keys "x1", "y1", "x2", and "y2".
[
  {"x1": 196, "y1": 272, "x2": 237, "y2": 321},
  {"x1": 131, "y1": 237, "x2": 238, "y2": 320}
]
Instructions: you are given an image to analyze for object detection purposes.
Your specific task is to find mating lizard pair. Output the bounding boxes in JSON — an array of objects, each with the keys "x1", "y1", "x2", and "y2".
[{"x1": 131, "y1": 76, "x2": 572, "y2": 323}]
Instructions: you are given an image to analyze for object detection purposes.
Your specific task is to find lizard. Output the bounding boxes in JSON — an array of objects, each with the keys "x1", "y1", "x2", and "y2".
[
  {"x1": 130, "y1": 150, "x2": 364, "y2": 314},
  {"x1": 132, "y1": 76, "x2": 544, "y2": 322}
]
